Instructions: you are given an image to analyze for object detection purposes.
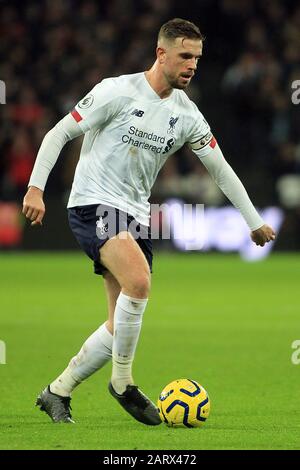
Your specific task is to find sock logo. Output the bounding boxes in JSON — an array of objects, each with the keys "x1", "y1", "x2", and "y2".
[{"x1": 130, "y1": 301, "x2": 140, "y2": 309}]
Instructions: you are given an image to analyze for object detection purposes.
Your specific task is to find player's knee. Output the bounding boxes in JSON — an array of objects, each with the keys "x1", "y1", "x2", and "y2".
[
  {"x1": 125, "y1": 270, "x2": 151, "y2": 299},
  {"x1": 135, "y1": 275, "x2": 150, "y2": 298}
]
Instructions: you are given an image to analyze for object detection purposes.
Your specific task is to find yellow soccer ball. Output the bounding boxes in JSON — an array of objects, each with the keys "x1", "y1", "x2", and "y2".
[{"x1": 157, "y1": 378, "x2": 210, "y2": 428}]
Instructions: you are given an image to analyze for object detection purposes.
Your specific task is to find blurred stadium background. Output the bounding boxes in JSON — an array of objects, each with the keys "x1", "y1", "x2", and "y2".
[{"x1": 1, "y1": 0, "x2": 300, "y2": 255}]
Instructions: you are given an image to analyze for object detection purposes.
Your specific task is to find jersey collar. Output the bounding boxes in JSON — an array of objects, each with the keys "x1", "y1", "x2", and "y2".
[{"x1": 142, "y1": 72, "x2": 174, "y2": 102}]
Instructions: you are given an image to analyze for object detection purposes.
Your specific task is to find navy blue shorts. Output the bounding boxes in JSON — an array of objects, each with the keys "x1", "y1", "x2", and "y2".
[{"x1": 68, "y1": 204, "x2": 153, "y2": 276}]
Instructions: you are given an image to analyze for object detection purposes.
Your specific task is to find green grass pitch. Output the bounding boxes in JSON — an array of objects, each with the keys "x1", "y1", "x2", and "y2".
[{"x1": 0, "y1": 252, "x2": 299, "y2": 450}]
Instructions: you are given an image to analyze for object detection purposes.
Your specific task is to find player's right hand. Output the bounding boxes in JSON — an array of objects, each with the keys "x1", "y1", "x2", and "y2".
[{"x1": 22, "y1": 186, "x2": 45, "y2": 226}]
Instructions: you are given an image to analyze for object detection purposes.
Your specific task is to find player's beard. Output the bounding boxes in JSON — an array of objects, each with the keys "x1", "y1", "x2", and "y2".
[{"x1": 166, "y1": 71, "x2": 192, "y2": 90}]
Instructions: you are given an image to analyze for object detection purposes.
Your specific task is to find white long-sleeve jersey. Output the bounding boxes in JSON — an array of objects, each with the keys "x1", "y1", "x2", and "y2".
[{"x1": 28, "y1": 72, "x2": 264, "y2": 230}]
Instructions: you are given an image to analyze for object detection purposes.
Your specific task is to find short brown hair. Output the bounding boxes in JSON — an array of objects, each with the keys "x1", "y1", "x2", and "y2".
[{"x1": 158, "y1": 18, "x2": 204, "y2": 43}]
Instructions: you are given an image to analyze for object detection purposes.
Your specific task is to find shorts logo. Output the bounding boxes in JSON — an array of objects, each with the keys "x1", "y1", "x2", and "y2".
[
  {"x1": 167, "y1": 116, "x2": 179, "y2": 134},
  {"x1": 131, "y1": 109, "x2": 144, "y2": 117},
  {"x1": 96, "y1": 217, "x2": 108, "y2": 236},
  {"x1": 78, "y1": 94, "x2": 94, "y2": 109}
]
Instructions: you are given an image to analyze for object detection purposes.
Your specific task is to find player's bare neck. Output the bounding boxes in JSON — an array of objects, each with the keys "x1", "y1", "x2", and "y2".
[{"x1": 144, "y1": 69, "x2": 173, "y2": 100}]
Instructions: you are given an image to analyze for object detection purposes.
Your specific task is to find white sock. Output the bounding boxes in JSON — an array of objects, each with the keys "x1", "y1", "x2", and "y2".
[
  {"x1": 111, "y1": 292, "x2": 148, "y2": 395},
  {"x1": 50, "y1": 323, "x2": 113, "y2": 397}
]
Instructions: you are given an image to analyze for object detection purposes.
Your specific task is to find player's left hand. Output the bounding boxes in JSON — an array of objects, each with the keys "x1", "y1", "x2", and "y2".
[{"x1": 251, "y1": 224, "x2": 276, "y2": 247}]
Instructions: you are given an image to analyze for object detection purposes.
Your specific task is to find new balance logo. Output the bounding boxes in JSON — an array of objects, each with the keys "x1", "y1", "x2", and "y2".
[{"x1": 131, "y1": 109, "x2": 144, "y2": 117}]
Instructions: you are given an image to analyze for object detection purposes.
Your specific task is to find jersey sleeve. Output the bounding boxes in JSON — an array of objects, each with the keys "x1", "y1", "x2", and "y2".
[
  {"x1": 187, "y1": 105, "x2": 217, "y2": 158},
  {"x1": 28, "y1": 113, "x2": 83, "y2": 191},
  {"x1": 70, "y1": 78, "x2": 121, "y2": 133},
  {"x1": 200, "y1": 145, "x2": 265, "y2": 231}
]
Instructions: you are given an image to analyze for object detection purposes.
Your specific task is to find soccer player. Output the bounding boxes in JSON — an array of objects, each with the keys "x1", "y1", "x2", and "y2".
[{"x1": 23, "y1": 19, "x2": 276, "y2": 424}]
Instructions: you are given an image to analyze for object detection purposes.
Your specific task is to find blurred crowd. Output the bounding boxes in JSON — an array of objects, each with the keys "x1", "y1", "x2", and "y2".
[{"x1": 1, "y1": 0, "x2": 300, "y2": 211}]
